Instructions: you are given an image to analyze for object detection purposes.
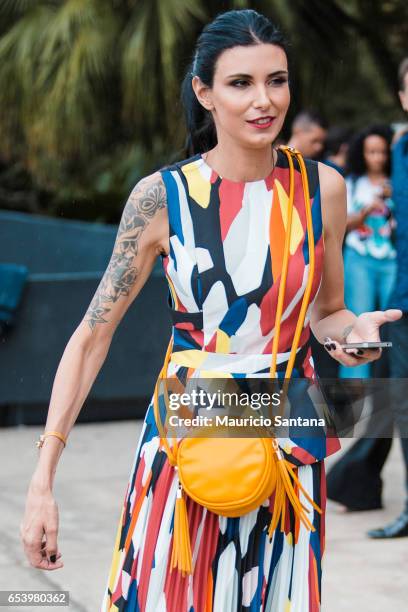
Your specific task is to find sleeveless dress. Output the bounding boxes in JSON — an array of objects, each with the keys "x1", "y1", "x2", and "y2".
[{"x1": 101, "y1": 148, "x2": 341, "y2": 612}]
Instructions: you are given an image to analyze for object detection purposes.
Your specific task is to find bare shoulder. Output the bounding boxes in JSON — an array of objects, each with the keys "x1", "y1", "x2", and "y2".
[
  {"x1": 126, "y1": 169, "x2": 167, "y2": 218},
  {"x1": 122, "y1": 169, "x2": 169, "y2": 257},
  {"x1": 317, "y1": 162, "x2": 346, "y2": 199}
]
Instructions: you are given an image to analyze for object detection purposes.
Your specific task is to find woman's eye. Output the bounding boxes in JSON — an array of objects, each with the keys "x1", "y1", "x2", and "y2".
[
  {"x1": 270, "y1": 78, "x2": 288, "y2": 86},
  {"x1": 230, "y1": 78, "x2": 288, "y2": 88}
]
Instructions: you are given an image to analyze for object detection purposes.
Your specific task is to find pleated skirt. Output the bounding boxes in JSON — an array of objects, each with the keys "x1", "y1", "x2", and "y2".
[{"x1": 100, "y1": 392, "x2": 326, "y2": 612}]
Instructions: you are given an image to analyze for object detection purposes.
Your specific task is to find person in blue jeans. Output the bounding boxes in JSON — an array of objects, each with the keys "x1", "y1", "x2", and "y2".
[
  {"x1": 327, "y1": 61, "x2": 408, "y2": 536},
  {"x1": 327, "y1": 125, "x2": 397, "y2": 511},
  {"x1": 367, "y1": 57, "x2": 408, "y2": 538},
  {"x1": 340, "y1": 124, "x2": 397, "y2": 379}
]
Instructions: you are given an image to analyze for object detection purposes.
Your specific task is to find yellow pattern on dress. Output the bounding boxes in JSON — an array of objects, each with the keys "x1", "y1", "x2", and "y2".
[
  {"x1": 275, "y1": 178, "x2": 304, "y2": 254},
  {"x1": 215, "y1": 328, "x2": 230, "y2": 353},
  {"x1": 182, "y1": 160, "x2": 212, "y2": 209}
]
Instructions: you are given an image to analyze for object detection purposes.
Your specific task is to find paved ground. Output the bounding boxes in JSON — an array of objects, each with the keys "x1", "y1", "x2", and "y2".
[{"x1": 1, "y1": 421, "x2": 407, "y2": 611}]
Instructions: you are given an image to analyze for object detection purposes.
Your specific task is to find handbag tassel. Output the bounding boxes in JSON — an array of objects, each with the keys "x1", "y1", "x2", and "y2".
[
  {"x1": 170, "y1": 483, "x2": 193, "y2": 576},
  {"x1": 268, "y1": 445, "x2": 323, "y2": 539}
]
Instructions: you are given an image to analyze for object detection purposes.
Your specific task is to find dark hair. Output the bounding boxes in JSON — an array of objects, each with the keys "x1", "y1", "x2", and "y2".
[
  {"x1": 323, "y1": 126, "x2": 353, "y2": 157},
  {"x1": 180, "y1": 9, "x2": 288, "y2": 156},
  {"x1": 345, "y1": 124, "x2": 393, "y2": 178},
  {"x1": 291, "y1": 110, "x2": 328, "y2": 132},
  {"x1": 398, "y1": 57, "x2": 408, "y2": 91}
]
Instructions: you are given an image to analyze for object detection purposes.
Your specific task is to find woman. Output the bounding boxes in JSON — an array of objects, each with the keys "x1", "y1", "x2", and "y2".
[
  {"x1": 20, "y1": 10, "x2": 401, "y2": 611},
  {"x1": 340, "y1": 125, "x2": 396, "y2": 379},
  {"x1": 327, "y1": 125, "x2": 397, "y2": 512}
]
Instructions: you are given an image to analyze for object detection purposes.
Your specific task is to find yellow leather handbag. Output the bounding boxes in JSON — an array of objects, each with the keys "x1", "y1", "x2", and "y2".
[{"x1": 153, "y1": 146, "x2": 322, "y2": 576}]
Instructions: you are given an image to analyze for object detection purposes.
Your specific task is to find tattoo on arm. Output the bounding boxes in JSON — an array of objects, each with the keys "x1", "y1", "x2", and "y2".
[
  {"x1": 84, "y1": 175, "x2": 166, "y2": 331},
  {"x1": 341, "y1": 324, "x2": 354, "y2": 341}
]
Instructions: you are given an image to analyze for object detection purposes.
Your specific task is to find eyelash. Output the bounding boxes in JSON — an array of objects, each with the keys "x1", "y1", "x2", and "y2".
[{"x1": 231, "y1": 78, "x2": 288, "y2": 87}]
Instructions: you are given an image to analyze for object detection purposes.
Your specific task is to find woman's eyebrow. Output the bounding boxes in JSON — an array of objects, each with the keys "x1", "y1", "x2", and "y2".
[{"x1": 226, "y1": 70, "x2": 288, "y2": 78}]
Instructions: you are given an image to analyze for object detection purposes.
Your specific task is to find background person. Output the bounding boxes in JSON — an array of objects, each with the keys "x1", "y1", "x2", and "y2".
[
  {"x1": 323, "y1": 125, "x2": 353, "y2": 176},
  {"x1": 368, "y1": 57, "x2": 408, "y2": 539},
  {"x1": 287, "y1": 110, "x2": 328, "y2": 159},
  {"x1": 327, "y1": 125, "x2": 397, "y2": 511},
  {"x1": 340, "y1": 124, "x2": 396, "y2": 379},
  {"x1": 311, "y1": 125, "x2": 353, "y2": 380}
]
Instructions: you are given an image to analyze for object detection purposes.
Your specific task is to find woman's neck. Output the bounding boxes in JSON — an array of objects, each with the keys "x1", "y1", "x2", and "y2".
[{"x1": 204, "y1": 144, "x2": 277, "y2": 183}]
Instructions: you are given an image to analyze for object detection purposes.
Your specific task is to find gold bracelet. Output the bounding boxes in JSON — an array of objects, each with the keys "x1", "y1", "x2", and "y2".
[{"x1": 36, "y1": 431, "x2": 67, "y2": 449}]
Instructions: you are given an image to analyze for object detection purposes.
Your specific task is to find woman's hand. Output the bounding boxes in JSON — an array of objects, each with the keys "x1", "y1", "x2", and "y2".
[
  {"x1": 20, "y1": 476, "x2": 63, "y2": 570},
  {"x1": 360, "y1": 199, "x2": 385, "y2": 219},
  {"x1": 323, "y1": 308, "x2": 402, "y2": 366}
]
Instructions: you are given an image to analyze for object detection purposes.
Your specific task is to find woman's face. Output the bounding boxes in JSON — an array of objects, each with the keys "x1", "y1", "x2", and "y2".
[
  {"x1": 363, "y1": 135, "x2": 388, "y2": 174},
  {"x1": 194, "y1": 43, "x2": 290, "y2": 148}
]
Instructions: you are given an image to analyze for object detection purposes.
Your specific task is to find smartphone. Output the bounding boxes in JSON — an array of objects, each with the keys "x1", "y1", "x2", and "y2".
[{"x1": 340, "y1": 341, "x2": 392, "y2": 350}]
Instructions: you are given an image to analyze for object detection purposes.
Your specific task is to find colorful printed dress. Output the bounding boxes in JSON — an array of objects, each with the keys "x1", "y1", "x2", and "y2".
[{"x1": 101, "y1": 148, "x2": 341, "y2": 611}]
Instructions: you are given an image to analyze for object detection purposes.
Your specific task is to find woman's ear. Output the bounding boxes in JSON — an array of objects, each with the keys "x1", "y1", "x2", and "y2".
[{"x1": 191, "y1": 76, "x2": 214, "y2": 111}]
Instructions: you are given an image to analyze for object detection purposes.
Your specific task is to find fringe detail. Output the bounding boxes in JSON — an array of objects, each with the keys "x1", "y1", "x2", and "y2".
[
  {"x1": 170, "y1": 483, "x2": 193, "y2": 576},
  {"x1": 268, "y1": 447, "x2": 322, "y2": 539}
]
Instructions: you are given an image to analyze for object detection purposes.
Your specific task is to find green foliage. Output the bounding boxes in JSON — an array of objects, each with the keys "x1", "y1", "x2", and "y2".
[{"x1": 0, "y1": 0, "x2": 406, "y2": 221}]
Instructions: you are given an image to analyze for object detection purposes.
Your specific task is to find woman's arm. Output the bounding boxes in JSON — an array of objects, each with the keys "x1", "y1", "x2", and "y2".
[
  {"x1": 35, "y1": 170, "x2": 169, "y2": 484},
  {"x1": 346, "y1": 203, "x2": 381, "y2": 232},
  {"x1": 310, "y1": 164, "x2": 356, "y2": 344},
  {"x1": 310, "y1": 163, "x2": 401, "y2": 366},
  {"x1": 344, "y1": 176, "x2": 384, "y2": 232},
  {"x1": 21, "y1": 171, "x2": 169, "y2": 569}
]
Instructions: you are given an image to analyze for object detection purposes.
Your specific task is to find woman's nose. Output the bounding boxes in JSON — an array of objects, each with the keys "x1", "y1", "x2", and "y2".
[{"x1": 253, "y1": 87, "x2": 270, "y2": 107}]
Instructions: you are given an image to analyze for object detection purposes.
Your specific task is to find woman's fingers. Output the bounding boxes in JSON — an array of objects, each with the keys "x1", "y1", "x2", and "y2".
[
  {"x1": 359, "y1": 309, "x2": 402, "y2": 329},
  {"x1": 20, "y1": 494, "x2": 63, "y2": 571},
  {"x1": 21, "y1": 536, "x2": 63, "y2": 570},
  {"x1": 32, "y1": 556, "x2": 64, "y2": 570},
  {"x1": 22, "y1": 533, "x2": 46, "y2": 568},
  {"x1": 40, "y1": 540, "x2": 62, "y2": 561},
  {"x1": 323, "y1": 338, "x2": 375, "y2": 366},
  {"x1": 343, "y1": 348, "x2": 382, "y2": 362},
  {"x1": 44, "y1": 520, "x2": 59, "y2": 565},
  {"x1": 26, "y1": 543, "x2": 63, "y2": 570},
  {"x1": 382, "y1": 308, "x2": 403, "y2": 322},
  {"x1": 39, "y1": 537, "x2": 63, "y2": 567}
]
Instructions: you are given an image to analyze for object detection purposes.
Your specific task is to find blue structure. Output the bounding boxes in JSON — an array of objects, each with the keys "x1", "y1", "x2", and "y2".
[{"x1": 0, "y1": 210, "x2": 171, "y2": 425}]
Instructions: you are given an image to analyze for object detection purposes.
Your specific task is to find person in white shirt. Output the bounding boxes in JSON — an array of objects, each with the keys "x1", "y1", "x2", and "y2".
[{"x1": 340, "y1": 124, "x2": 396, "y2": 379}]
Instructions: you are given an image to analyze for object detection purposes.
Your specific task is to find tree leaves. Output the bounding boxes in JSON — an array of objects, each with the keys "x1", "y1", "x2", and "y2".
[{"x1": 0, "y1": 0, "x2": 406, "y2": 220}]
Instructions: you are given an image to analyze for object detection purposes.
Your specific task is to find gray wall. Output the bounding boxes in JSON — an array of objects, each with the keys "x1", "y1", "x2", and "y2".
[{"x1": 0, "y1": 211, "x2": 172, "y2": 425}]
